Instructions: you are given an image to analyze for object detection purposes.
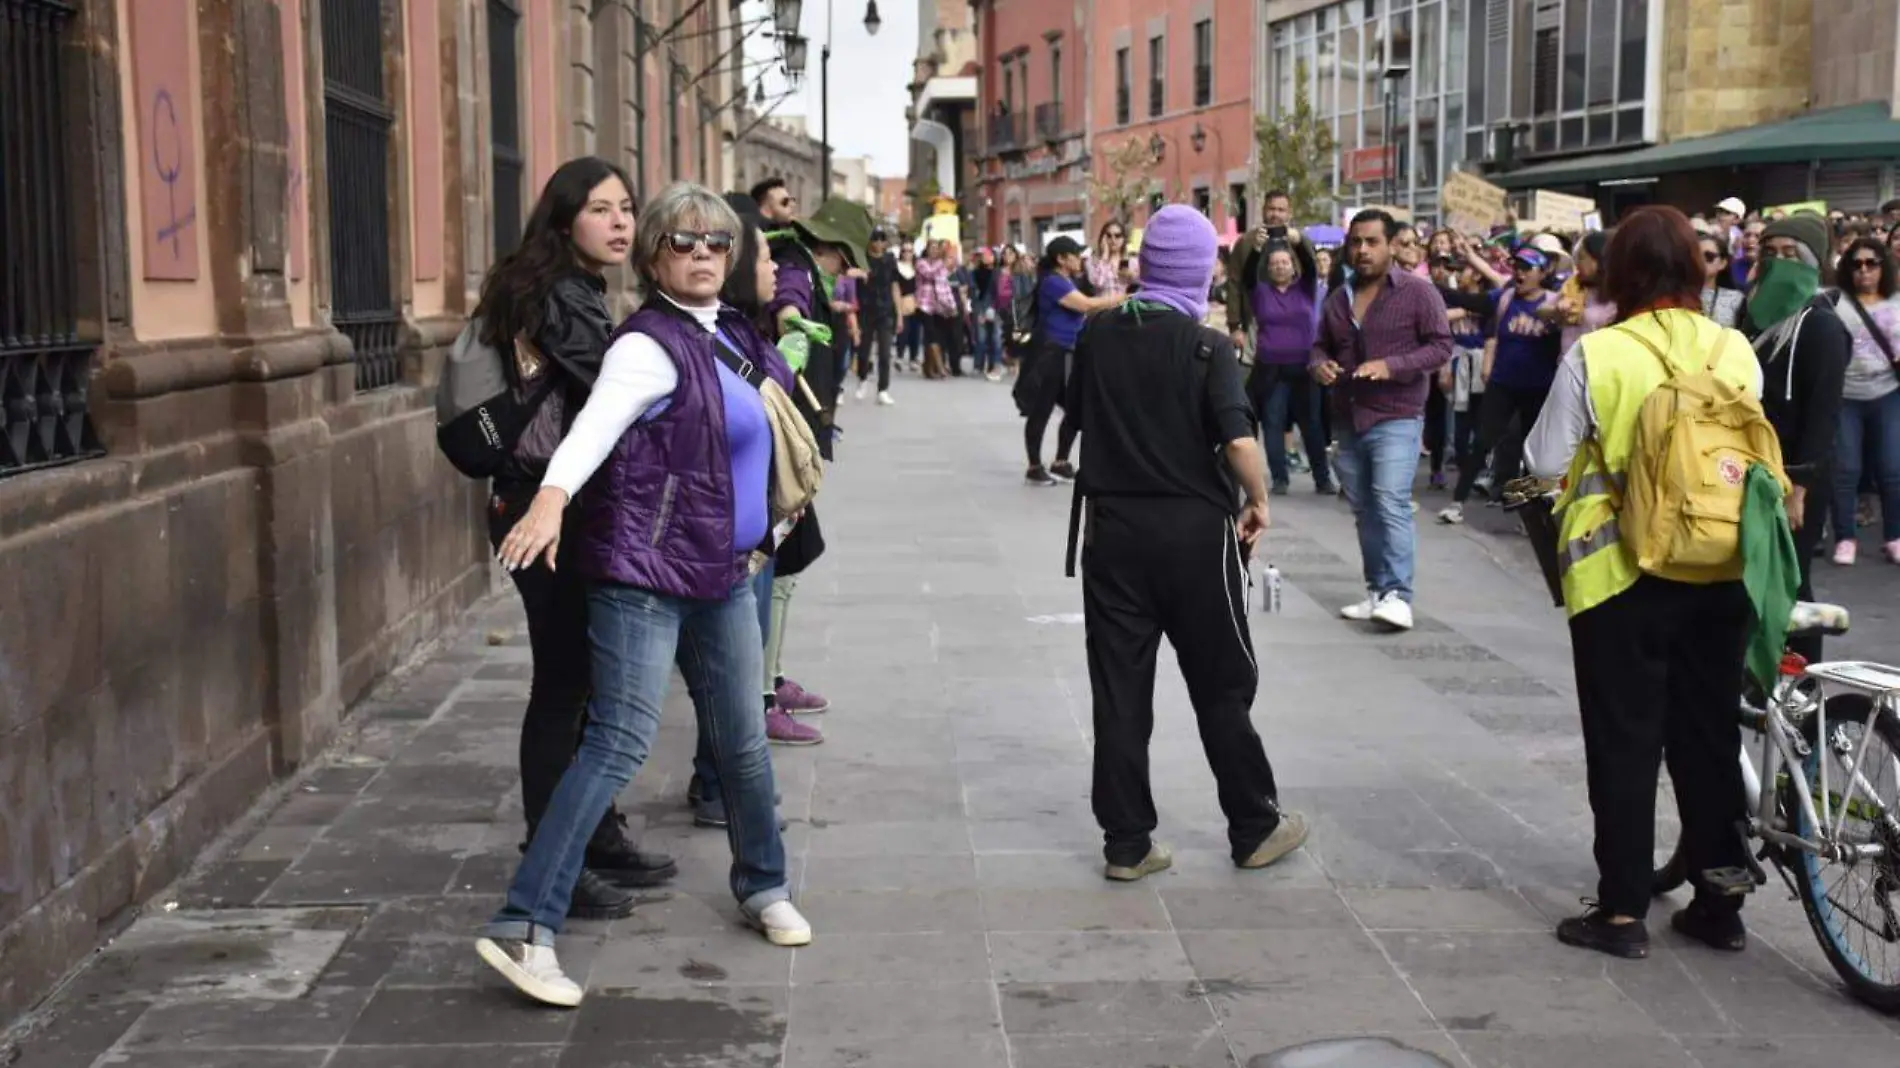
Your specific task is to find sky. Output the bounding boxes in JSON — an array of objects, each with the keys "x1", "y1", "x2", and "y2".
[{"x1": 741, "y1": 0, "x2": 918, "y2": 179}]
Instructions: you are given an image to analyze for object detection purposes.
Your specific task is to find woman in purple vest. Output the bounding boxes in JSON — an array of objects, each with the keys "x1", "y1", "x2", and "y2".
[{"x1": 480, "y1": 182, "x2": 808, "y2": 1007}]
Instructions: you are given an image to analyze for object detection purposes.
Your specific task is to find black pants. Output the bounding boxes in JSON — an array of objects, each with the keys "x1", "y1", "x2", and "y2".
[
  {"x1": 1570, "y1": 576, "x2": 1751, "y2": 920},
  {"x1": 1021, "y1": 341, "x2": 1069, "y2": 468},
  {"x1": 1083, "y1": 496, "x2": 1282, "y2": 866},
  {"x1": 1452, "y1": 384, "x2": 1549, "y2": 503},
  {"x1": 1423, "y1": 378, "x2": 1448, "y2": 476},
  {"x1": 1789, "y1": 482, "x2": 1831, "y2": 663},
  {"x1": 488, "y1": 487, "x2": 623, "y2": 853},
  {"x1": 855, "y1": 315, "x2": 896, "y2": 392},
  {"x1": 1451, "y1": 393, "x2": 1482, "y2": 477}
]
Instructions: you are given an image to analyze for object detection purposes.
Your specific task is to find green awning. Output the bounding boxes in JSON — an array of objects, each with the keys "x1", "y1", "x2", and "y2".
[{"x1": 1494, "y1": 103, "x2": 1900, "y2": 189}]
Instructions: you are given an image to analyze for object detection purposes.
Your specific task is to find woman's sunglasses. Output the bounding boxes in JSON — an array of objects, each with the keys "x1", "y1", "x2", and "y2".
[
  {"x1": 1852, "y1": 257, "x2": 1884, "y2": 271},
  {"x1": 1702, "y1": 251, "x2": 1724, "y2": 263},
  {"x1": 1105, "y1": 231, "x2": 1125, "y2": 240},
  {"x1": 664, "y1": 230, "x2": 734, "y2": 255}
]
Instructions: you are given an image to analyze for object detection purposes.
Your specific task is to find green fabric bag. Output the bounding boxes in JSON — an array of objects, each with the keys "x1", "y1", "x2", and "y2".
[{"x1": 1741, "y1": 463, "x2": 1800, "y2": 692}]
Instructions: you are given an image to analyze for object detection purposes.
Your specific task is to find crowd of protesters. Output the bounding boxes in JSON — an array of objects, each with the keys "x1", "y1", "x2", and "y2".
[{"x1": 453, "y1": 150, "x2": 1900, "y2": 1007}]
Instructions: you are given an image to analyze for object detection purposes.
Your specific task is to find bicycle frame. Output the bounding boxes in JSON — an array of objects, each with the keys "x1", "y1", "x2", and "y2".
[{"x1": 1739, "y1": 669, "x2": 1900, "y2": 866}]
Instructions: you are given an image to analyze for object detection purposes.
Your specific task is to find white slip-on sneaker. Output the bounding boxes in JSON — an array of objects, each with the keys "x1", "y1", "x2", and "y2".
[
  {"x1": 1437, "y1": 504, "x2": 1464, "y2": 525},
  {"x1": 1370, "y1": 592, "x2": 1414, "y2": 631},
  {"x1": 476, "y1": 936, "x2": 584, "y2": 1007},
  {"x1": 1340, "y1": 596, "x2": 1378, "y2": 621},
  {"x1": 855, "y1": 380, "x2": 871, "y2": 401},
  {"x1": 877, "y1": 391, "x2": 895, "y2": 406},
  {"x1": 747, "y1": 900, "x2": 813, "y2": 947}
]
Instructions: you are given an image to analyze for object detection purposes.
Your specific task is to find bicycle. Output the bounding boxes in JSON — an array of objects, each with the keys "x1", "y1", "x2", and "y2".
[
  {"x1": 1649, "y1": 616, "x2": 1900, "y2": 1013},
  {"x1": 1503, "y1": 478, "x2": 1900, "y2": 1012}
]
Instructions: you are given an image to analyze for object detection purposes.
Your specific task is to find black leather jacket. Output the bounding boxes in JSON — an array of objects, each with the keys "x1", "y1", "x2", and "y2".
[{"x1": 495, "y1": 271, "x2": 616, "y2": 491}]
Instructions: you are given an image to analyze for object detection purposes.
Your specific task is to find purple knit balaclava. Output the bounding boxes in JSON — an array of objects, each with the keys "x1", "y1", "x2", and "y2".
[{"x1": 1136, "y1": 205, "x2": 1218, "y2": 321}]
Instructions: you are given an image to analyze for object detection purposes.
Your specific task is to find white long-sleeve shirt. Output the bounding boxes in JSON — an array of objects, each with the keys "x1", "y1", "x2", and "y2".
[{"x1": 541, "y1": 294, "x2": 721, "y2": 497}]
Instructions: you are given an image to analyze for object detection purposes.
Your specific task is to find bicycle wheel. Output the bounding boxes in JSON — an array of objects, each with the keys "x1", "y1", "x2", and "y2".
[{"x1": 1786, "y1": 695, "x2": 1900, "y2": 1013}]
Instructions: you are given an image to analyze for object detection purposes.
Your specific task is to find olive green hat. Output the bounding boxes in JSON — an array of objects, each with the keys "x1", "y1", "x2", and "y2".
[{"x1": 793, "y1": 199, "x2": 875, "y2": 271}]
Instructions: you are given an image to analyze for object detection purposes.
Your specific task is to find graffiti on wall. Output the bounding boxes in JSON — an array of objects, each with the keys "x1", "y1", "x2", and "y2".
[{"x1": 130, "y1": 0, "x2": 201, "y2": 281}]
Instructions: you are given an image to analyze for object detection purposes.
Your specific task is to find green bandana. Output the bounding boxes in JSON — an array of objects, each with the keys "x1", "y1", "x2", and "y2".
[{"x1": 1746, "y1": 258, "x2": 1819, "y2": 332}]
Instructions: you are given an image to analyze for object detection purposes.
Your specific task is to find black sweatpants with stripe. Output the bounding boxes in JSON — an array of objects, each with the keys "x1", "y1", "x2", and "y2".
[{"x1": 1082, "y1": 495, "x2": 1283, "y2": 867}]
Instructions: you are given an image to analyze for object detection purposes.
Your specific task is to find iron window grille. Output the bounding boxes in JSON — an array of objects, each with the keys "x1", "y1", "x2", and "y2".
[
  {"x1": 322, "y1": 0, "x2": 402, "y2": 392},
  {"x1": 489, "y1": 0, "x2": 523, "y2": 256},
  {"x1": 1, "y1": 0, "x2": 104, "y2": 478}
]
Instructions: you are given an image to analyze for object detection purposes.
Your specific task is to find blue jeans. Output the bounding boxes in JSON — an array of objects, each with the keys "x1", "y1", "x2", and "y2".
[
  {"x1": 1833, "y1": 390, "x2": 1900, "y2": 542},
  {"x1": 694, "y1": 560, "x2": 775, "y2": 800},
  {"x1": 1332, "y1": 416, "x2": 1423, "y2": 602},
  {"x1": 484, "y1": 577, "x2": 787, "y2": 945},
  {"x1": 973, "y1": 312, "x2": 1002, "y2": 372},
  {"x1": 1252, "y1": 363, "x2": 1332, "y2": 488}
]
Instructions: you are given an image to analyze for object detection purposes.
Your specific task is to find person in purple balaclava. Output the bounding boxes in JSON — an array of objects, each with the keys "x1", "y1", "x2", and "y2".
[{"x1": 1062, "y1": 204, "x2": 1311, "y2": 885}]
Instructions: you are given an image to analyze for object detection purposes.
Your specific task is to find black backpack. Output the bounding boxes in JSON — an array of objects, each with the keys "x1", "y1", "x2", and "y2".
[{"x1": 434, "y1": 320, "x2": 556, "y2": 479}]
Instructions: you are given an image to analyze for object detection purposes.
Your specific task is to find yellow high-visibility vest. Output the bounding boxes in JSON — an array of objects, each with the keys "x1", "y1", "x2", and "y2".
[{"x1": 1555, "y1": 309, "x2": 1759, "y2": 617}]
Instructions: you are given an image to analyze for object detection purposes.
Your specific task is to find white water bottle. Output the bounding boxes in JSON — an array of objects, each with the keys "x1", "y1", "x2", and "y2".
[{"x1": 1262, "y1": 564, "x2": 1282, "y2": 614}]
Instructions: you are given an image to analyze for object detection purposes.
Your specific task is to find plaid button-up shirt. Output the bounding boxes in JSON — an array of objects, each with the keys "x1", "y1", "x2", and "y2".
[
  {"x1": 1310, "y1": 267, "x2": 1454, "y2": 434},
  {"x1": 915, "y1": 257, "x2": 957, "y2": 316}
]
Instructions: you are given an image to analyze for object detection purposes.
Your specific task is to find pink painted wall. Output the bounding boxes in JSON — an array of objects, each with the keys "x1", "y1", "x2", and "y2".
[
  {"x1": 408, "y1": 0, "x2": 443, "y2": 281},
  {"x1": 129, "y1": 0, "x2": 201, "y2": 281},
  {"x1": 282, "y1": 0, "x2": 309, "y2": 282},
  {"x1": 526, "y1": 0, "x2": 558, "y2": 192}
]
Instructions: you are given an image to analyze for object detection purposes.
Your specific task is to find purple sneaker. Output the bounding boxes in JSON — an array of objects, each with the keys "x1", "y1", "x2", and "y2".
[
  {"x1": 766, "y1": 707, "x2": 824, "y2": 745},
  {"x1": 775, "y1": 678, "x2": 830, "y2": 715}
]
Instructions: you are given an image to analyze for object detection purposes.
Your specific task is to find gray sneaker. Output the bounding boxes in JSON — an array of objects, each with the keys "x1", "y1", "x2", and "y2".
[
  {"x1": 1104, "y1": 842, "x2": 1174, "y2": 882},
  {"x1": 1239, "y1": 811, "x2": 1310, "y2": 869}
]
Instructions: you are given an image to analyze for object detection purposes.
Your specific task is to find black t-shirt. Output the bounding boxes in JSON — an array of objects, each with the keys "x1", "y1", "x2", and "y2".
[
  {"x1": 862, "y1": 252, "x2": 899, "y2": 319},
  {"x1": 1438, "y1": 284, "x2": 1494, "y2": 348},
  {"x1": 1073, "y1": 305, "x2": 1256, "y2": 512}
]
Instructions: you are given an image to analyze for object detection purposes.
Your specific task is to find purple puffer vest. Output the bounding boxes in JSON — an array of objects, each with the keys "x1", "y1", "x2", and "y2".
[{"x1": 569, "y1": 300, "x2": 793, "y2": 601}]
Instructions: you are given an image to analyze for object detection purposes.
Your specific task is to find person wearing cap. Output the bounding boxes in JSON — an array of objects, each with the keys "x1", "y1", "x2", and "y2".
[
  {"x1": 1747, "y1": 212, "x2": 1850, "y2": 661},
  {"x1": 1715, "y1": 197, "x2": 1746, "y2": 245},
  {"x1": 1312, "y1": 209, "x2": 1454, "y2": 630},
  {"x1": 1063, "y1": 205, "x2": 1309, "y2": 883},
  {"x1": 1438, "y1": 244, "x2": 1558, "y2": 527},
  {"x1": 851, "y1": 228, "x2": 902, "y2": 405},
  {"x1": 1016, "y1": 235, "x2": 1123, "y2": 485}
]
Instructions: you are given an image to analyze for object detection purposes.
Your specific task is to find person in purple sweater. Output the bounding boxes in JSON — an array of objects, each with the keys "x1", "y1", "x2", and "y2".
[
  {"x1": 1310, "y1": 210, "x2": 1455, "y2": 631},
  {"x1": 1247, "y1": 241, "x2": 1336, "y2": 495}
]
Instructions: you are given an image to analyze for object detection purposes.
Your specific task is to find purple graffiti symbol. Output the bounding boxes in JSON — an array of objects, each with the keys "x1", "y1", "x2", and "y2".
[{"x1": 151, "y1": 87, "x2": 196, "y2": 257}]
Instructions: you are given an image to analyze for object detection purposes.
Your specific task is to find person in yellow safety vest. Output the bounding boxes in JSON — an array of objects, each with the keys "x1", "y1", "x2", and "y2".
[{"x1": 1520, "y1": 207, "x2": 1766, "y2": 962}]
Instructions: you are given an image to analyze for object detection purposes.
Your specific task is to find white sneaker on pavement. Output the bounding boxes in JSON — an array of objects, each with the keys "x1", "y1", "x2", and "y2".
[
  {"x1": 1370, "y1": 592, "x2": 1414, "y2": 631},
  {"x1": 1340, "y1": 596, "x2": 1378, "y2": 621},
  {"x1": 855, "y1": 380, "x2": 871, "y2": 401},
  {"x1": 1437, "y1": 504, "x2": 1464, "y2": 525},
  {"x1": 877, "y1": 391, "x2": 895, "y2": 406},
  {"x1": 747, "y1": 900, "x2": 813, "y2": 947},
  {"x1": 476, "y1": 936, "x2": 584, "y2": 1007}
]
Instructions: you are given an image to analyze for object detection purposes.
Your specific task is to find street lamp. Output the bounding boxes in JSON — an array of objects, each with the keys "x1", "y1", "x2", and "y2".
[
  {"x1": 1380, "y1": 62, "x2": 1409, "y2": 208},
  {"x1": 814, "y1": 2, "x2": 882, "y2": 203},
  {"x1": 773, "y1": 0, "x2": 802, "y2": 36},
  {"x1": 1148, "y1": 132, "x2": 1166, "y2": 163},
  {"x1": 781, "y1": 34, "x2": 809, "y2": 79},
  {"x1": 1190, "y1": 123, "x2": 1207, "y2": 154}
]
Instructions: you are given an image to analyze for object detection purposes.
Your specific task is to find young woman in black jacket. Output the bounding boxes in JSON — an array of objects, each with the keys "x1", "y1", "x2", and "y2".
[{"x1": 471, "y1": 157, "x2": 677, "y2": 911}]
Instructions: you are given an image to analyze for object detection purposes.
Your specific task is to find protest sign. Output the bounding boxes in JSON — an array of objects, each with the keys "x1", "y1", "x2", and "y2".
[{"x1": 1441, "y1": 171, "x2": 1509, "y2": 235}]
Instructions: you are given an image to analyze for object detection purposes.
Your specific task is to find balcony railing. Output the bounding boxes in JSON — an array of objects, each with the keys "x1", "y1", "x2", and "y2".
[
  {"x1": 1034, "y1": 100, "x2": 1064, "y2": 142},
  {"x1": 987, "y1": 111, "x2": 1027, "y2": 154},
  {"x1": 1194, "y1": 64, "x2": 1212, "y2": 107}
]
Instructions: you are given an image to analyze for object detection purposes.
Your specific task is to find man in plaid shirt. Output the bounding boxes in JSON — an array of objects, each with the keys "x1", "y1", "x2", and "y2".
[{"x1": 1310, "y1": 209, "x2": 1454, "y2": 632}]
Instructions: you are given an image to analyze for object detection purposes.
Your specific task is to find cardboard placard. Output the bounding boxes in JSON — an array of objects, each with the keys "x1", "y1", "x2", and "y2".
[
  {"x1": 1440, "y1": 171, "x2": 1510, "y2": 236},
  {"x1": 1521, "y1": 189, "x2": 1597, "y2": 234}
]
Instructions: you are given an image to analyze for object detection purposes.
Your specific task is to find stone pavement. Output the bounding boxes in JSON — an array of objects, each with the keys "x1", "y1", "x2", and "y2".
[{"x1": 7, "y1": 373, "x2": 1900, "y2": 1068}]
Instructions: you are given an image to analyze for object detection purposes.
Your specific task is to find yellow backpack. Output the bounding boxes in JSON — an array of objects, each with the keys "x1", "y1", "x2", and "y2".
[{"x1": 1596, "y1": 326, "x2": 1789, "y2": 582}]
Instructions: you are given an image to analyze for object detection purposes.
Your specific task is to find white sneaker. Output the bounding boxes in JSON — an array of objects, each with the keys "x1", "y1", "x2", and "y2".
[
  {"x1": 1340, "y1": 596, "x2": 1378, "y2": 621},
  {"x1": 1436, "y1": 504, "x2": 1464, "y2": 525},
  {"x1": 747, "y1": 900, "x2": 813, "y2": 947},
  {"x1": 1370, "y1": 592, "x2": 1414, "y2": 630},
  {"x1": 476, "y1": 936, "x2": 584, "y2": 1007},
  {"x1": 877, "y1": 391, "x2": 895, "y2": 406},
  {"x1": 854, "y1": 380, "x2": 871, "y2": 401}
]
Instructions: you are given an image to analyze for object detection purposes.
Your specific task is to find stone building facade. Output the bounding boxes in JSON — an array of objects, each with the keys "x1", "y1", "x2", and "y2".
[
  {"x1": 0, "y1": 0, "x2": 740, "y2": 1025},
  {"x1": 1660, "y1": 0, "x2": 1810, "y2": 142},
  {"x1": 732, "y1": 112, "x2": 827, "y2": 208}
]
